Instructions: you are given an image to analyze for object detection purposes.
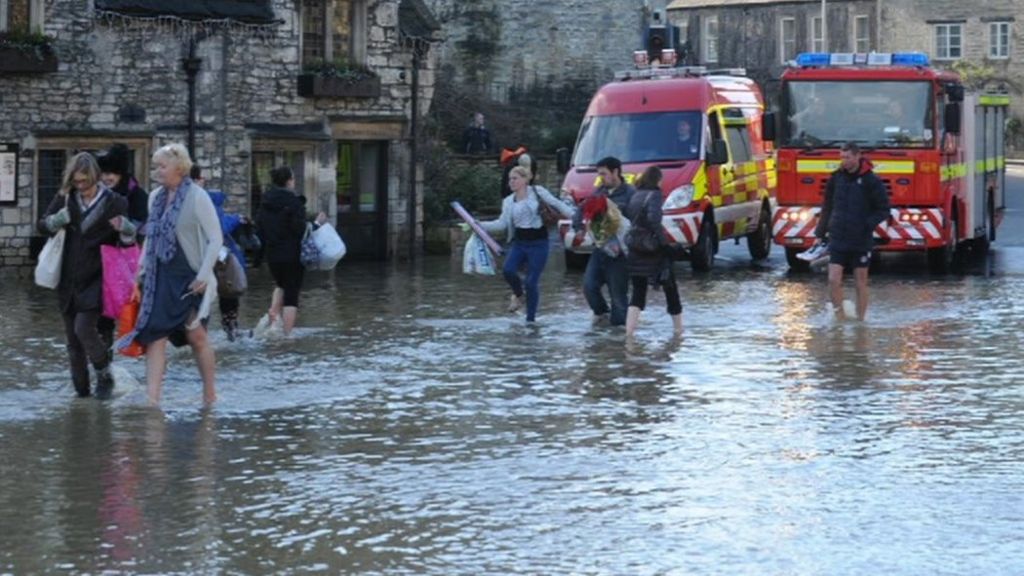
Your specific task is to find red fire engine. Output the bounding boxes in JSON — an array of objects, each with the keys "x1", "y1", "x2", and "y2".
[{"x1": 769, "y1": 52, "x2": 1009, "y2": 272}]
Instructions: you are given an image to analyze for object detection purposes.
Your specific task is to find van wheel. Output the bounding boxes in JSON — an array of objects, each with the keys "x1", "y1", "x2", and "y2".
[
  {"x1": 927, "y1": 211, "x2": 959, "y2": 274},
  {"x1": 747, "y1": 205, "x2": 772, "y2": 261},
  {"x1": 690, "y1": 216, "x2": 716, "y2": 272},
  {"x1": 785, "y1": 247, "x2": 810, "y2": 272},
  {"x1": 564, "y1": 250, "x2": 589, "y2": 270}
]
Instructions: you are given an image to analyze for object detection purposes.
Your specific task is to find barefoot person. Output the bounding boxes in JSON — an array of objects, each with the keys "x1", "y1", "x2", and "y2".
[{"x1": 813, "y1": 142, "x2": 890, "y2": 320}]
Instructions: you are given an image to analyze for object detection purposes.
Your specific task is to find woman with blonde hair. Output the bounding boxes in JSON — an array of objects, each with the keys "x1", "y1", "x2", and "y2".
[
  {"x1": 38, "y1": 152, "x2": 134, "y2": 399},
  {"x1": 117, "y1": 143, "x2": 222, "y2": 405},
  {"x1": 475, "y1": 165, "x2": 574, "y2": 322}
]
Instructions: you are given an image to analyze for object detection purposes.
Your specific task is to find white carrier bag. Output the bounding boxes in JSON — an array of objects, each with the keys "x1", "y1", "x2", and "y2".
[{"x1": 311, "y1": 223, "x2": 346, "y2": 270}]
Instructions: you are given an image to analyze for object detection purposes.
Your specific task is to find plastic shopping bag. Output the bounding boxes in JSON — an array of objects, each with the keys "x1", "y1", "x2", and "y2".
[
  {"x1": 311, "y1": 222, "x2": 346, "y2": 271},
  {"x1": 462, "y1": 233, "x2": 496, "y2": 275},
  {"x1": 34, "y1": 229, "x2": 65, "y2": 289},
  {"x1": 116, "y1": 299, "x2": 144, "y2": 358},
  {"x1": 101, "y1": 244, "x2": 141, "y2": 318}
]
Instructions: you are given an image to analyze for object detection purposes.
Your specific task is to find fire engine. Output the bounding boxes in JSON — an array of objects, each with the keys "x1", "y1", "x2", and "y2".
[
  {"x1": 555, "y1": 48, "x2": 776, "y2": 271},
  {"x1": 769, "y1": 52, "x2": 1009, "y2": 272}
]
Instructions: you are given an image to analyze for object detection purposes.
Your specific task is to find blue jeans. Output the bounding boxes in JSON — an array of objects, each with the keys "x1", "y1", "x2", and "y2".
[
  {"x1": 503, "y1": 238, "x2": 549, "y2": 322},
  {"x1": 584, "y1": 250, "x2": 629, "y2": 326}
]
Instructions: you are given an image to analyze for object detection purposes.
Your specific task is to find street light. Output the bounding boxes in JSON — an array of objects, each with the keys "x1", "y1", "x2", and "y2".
[{"x1": 821, "y1": 0, "x2": 827, "y2": 52}]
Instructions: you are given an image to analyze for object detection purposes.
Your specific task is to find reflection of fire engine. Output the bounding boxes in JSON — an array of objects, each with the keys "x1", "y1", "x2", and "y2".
[
  {"x1": 555, "y1": 49, "x2": 775, "y2": 271},
  {"x1": 769, "y1": 52, "x2": 1008, "y2": 272}
]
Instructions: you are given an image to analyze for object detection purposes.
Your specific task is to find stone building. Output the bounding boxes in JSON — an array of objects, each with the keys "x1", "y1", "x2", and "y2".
[
  {"x1": 0, "y1": 0, "x2": 440, "y2": 268},
  {"x1": 881, "y1": 0, "x2": 1022, "y2": 133},
  {"x1": 666, "y1": 0, "x2": 881, "y2": 100}
]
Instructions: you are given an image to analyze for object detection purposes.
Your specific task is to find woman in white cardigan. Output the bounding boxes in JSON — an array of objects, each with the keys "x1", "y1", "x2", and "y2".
[{"x1": 117, "y1": 143, "x2": 222, "y2": 405}]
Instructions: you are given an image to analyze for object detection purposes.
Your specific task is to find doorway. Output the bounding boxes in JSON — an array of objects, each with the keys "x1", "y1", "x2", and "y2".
[{"x1": 337, "y1": 141, "x2": 388, "y2": 259}]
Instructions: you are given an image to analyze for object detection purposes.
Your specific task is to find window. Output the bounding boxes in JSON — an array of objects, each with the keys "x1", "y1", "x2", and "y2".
[
  {"x1": 779, "y1": 17, "x2": 796, "y2": 63},
  {"x1": 854, "y1": 15, "x2": 870, "y2": 53},
  {"x1": 704, "y1": 16, "x2": 718, "y2": 64},
  {"x1": 250, "y1": 146, "x2": 308, "y2": 216},
  {"x1": 722, "y1": 109, "x2": 752, "y2": 163},
  {"x1": 810, "y1": 16, "x2": 824, "y2": 52},
  {"x1": 935, "y1": 23, "x2": 963, "y2": 60},
  {"x1": 990, "y1": 21, "x2": 1011, "y2": 59},
  {"x1": 301, "y1": 0, "x2": 366, "y2": 67},
  {"x1": 34, "y1": 140, "x2": 150, "y2": 221},
  {"x1": 0, "y1": 0, "x2": 43, "y2": 32}
]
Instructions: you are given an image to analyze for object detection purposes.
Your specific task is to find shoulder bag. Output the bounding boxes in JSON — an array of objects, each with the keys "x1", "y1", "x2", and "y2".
[{"x1": 34, "y1": 194, "x2": 69, "y2": 289}]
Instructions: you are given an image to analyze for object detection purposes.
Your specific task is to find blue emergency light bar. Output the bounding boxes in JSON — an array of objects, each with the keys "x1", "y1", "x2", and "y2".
[{"x1": 795, "y1": 52, "x2": 930, "y2": 67}]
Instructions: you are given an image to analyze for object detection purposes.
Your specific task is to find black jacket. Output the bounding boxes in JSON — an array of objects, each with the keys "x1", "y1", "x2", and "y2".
[
  {"x1": 815, "y1": 159, "x2": 890, "y2": 253},
  {"x1": 625, "y1": 187, "x2": 667, "y2": 279},
  {"x1": 463, "y1": 125, "x2": 492, "y2": 154},
  {"x1": 38, "y1": 188, "x2": 129, "y2": 314},
  {"x1": 256, "y1": 186, "x2": 307, "y2": 265}
]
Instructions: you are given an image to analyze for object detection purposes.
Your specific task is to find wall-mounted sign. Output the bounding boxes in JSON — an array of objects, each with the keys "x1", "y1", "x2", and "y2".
[{"x1": 0, "y1": 143, "x2": 18, "y2": 205}]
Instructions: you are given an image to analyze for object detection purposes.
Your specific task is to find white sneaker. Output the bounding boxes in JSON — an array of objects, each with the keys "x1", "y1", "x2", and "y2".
[{"x1": 797, "y1": 242, "x2": 829, "y2": 262}]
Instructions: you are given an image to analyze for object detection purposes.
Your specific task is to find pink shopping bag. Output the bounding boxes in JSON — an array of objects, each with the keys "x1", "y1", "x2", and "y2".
[{"x1": 101, "y1": 244, "x2": 141, "y2": 319}]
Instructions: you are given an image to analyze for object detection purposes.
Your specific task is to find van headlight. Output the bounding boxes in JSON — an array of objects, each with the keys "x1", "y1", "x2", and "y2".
[{"x1": 662, "y1": 184, "x2": 695, "y2": 210}]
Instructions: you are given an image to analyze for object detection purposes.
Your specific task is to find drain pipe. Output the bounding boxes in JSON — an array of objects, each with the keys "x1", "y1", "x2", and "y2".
[
  {"x1": 408, "y1": 43, "x2": 424, "y2": 261},
  {"x1": 183, "y1": 39, "x2": 203, "y2": 158}
]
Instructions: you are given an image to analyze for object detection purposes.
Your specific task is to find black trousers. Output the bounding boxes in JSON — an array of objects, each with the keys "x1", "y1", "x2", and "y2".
[
  {"x1": 629, "y1": 273, "x2": 682, "y2": 316},
  {"x1": 62, "y1": 309, "x2": 110, "y2": 397}
]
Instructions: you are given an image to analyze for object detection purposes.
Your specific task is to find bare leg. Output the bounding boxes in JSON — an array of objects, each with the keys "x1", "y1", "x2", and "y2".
[
  {"x1": 281, "y1": 306, "x2": 298, "y2": 336},
  {"x1": 269, "y1": 287, "x2": 284, "y2": 324},
  {"x1": 853, "y1": 267, "x2": 870, "y2": 321},
  {"x1": 625, "y1": 306, "x2": 641, "y2": 340},
  {"x1": 186, "y1": 325, "x2": 217, "y2": 404},
  {"x1": 671, "y1": 313, "x2": 683, "y2": 336},
  {"x1": 828, "y1": 263, "x2": 845, "y2": 319},
  {"x1": 145, "y1": 338, "x2": 169, "y2": 405}
]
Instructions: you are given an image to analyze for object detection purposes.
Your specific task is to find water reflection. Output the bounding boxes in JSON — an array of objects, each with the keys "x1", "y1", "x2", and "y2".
[{"x1": 2, "y1": 252, "x2": 1024, "y2": 574}]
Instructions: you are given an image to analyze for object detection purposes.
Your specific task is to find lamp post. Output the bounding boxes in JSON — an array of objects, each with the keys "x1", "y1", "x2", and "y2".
[
  {"x1": 821, "y1": 0, "x2": 827, "y2": 52},
  {"x1": 183, "y1": 39, "x2": 203, "y2": 158}
]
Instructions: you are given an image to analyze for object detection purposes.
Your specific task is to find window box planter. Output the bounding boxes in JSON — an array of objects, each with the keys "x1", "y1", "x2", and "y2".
[
  {"x1": 0, "y1": 38, "x2": 57, "y2": 74},
  {"x1": 297, "y1": 72, "x2": 381, "y2": 98}
]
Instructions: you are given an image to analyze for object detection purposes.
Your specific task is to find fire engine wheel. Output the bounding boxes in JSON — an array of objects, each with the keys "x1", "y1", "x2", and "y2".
[
  {"x1": 747, "y1": 205, "x2": 772, "y2": 261},
  {"x1": 927, "y1": 213, "x2": 960, "y2": 274},
  {"x1": 564, "y1": 250, "x2": 590, "y2": 270},
  {"x1": 690, "y1": 215, "x2": 716, "y2": 272},
  {"x1": 785, "y1": 247, "x2": 811, "y2": 272}
]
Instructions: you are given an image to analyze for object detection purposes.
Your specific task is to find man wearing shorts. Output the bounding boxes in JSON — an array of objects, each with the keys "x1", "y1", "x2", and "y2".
[{"x1": 813, "y1": 142, "x2": 890, "y2": 320}]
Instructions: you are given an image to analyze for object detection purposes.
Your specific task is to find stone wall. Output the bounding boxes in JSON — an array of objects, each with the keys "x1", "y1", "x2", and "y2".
[{"x1": 0, "y1": 0, "x2": 438, "y2": 266}]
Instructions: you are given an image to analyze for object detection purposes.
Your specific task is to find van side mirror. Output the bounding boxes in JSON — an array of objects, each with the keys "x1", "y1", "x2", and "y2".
[
  {"x1": 707, "y1": 139, "x2": 729, "y2": 165},
  {"x1": 945, "y1": 102, "x2": 962, "y2": 135},
  {"x1": 556, "y1": 148, "x2": 571, "y2": 174},
  {"x1": 762, "y1": 111, "x2": 777, "y2": 142}
]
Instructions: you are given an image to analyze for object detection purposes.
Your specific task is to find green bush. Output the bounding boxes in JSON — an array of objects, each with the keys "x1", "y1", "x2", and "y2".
[{"x1": 423, "y1": 163, "x2": 501, "y2": 226}]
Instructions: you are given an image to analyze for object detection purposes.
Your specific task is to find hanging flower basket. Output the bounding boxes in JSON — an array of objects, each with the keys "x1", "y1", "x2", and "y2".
[
  {"x1": 0, "y1": 33, "x2": 57, "y2": 74},
  {"x1": 297, "y1": 61, "x2": 381, "y2": 98}
]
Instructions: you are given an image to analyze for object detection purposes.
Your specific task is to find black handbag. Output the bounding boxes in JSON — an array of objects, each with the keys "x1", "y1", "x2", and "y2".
[
  {"x1": 626, "y1": 191, "x2": 663, "y2": 253},
  {"x1": 215, "y1": 248, "x2": 248, "y2": 298}
]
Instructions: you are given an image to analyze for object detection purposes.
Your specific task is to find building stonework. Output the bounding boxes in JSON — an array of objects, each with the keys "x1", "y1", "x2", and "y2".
[
  {"x1": 422, "y1": 0, "x2": 672, "y2": 102},
  {"x1": 0, "y1": 0, "x2": 439, "y2": 267}
]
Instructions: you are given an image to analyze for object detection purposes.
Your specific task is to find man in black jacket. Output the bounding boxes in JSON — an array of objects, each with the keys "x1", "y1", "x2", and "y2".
[{"x1": 814, "y1": 142, "x2": 891, "y2": 320}]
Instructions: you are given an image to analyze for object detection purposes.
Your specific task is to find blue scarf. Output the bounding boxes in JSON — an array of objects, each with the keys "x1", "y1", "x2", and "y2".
[{"x1": 116, "y1": 179, "x2": 191, "y2": 351}]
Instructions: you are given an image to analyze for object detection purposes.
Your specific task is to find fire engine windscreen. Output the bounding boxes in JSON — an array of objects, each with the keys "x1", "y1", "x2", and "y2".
[
  {"x1": 784, "y1": 81, "x2": 934, "y2": 149},
  {"x1": 572, "y1": 111, "x2": 703, "y2": 166}
]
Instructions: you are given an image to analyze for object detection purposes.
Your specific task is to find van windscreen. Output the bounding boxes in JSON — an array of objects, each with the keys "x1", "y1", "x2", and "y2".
[{"x1": 572, "y1": 111, "x2": 703, "y2": 166}]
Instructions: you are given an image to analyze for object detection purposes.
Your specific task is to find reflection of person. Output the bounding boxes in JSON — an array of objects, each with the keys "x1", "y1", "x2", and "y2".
[
  {"x1": 573, "y1": 156, "x2": 635, "y2": 327},
  {"x1": 477, "y1": 166, "x2": 575, "y2": 322},
  {"x1": 38, "y1": 152, "x2": 134, "y2": 399},
  {"x1": 192, "y1": 165, "x2": 248, "y2": 341},
  {"x1": 813, "y1": 142, "x2": 890, "y2": 320},
  {"x1": 97, "y1": 143, "x2": 149, "y2": 351},
  {"x1": 462, "y1": 112, "x2": 493, "y2": 154},
  {"x1": 256, "y1": 166, "x2": 327, "y2": 336},
  {"x1": 624, "y1": 166, "x2": 682, "y2": 339},
  {"x1": 675, "y1": 119, "x2": 699, "y2": 157},
  {"x1": 117, "y1": 143, "x2": 222, "y2": 405}
]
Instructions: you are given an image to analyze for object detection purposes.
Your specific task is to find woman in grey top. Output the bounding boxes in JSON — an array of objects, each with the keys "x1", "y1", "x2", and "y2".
[
  {"x1": 477, "y1": 166, "x2": 574, "y2": 322},
  {"x1": 117, "y1": 143, "x2": 222, "y2": 405}
]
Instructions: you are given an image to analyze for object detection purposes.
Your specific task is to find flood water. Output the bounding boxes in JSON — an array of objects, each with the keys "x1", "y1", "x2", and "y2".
[{"x1": 1, "y1": 242, "x2": 1023, "y2": 574}]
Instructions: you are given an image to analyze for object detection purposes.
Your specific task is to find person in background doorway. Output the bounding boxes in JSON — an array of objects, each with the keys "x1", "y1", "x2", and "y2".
[
  {"x1": 39, "y1": 152, "x2": 134, "y2": 399},
  {"x1": 463, "y1": 112, "x2": 493, "y2": 155},
  {"x1": 256, "y1": 166, "x2": 327, "y2": 336},
  {"x1": 623, "y1": 166, "x2": 682, "y2": 339},
  {"x1": 96, "y1": 143, "x2": 149, "y2": 351},
  {"x1": 191, "y1": 165, "x2": 249, "y2": 341},
  {"x1": 813, "y1": 141, "x2": 890, "y2": 321},
  {"x1": 117, "y1": 143, "x2": 222, "y2": 405}
]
